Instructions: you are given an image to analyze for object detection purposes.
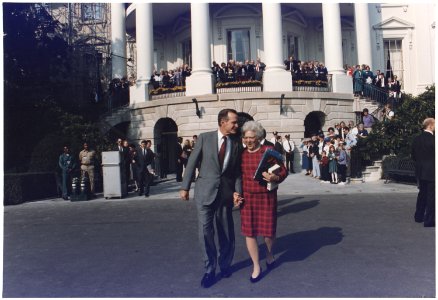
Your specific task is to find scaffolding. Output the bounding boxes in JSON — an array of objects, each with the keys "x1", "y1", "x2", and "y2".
[{"x1": 41, "y1": 3, "x2": 112, "y2": 95}]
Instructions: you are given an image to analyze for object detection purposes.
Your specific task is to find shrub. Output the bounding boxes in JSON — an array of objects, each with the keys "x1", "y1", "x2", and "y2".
[{"x1": 4, "y1": 172, "x2": 59, "y2": 205}]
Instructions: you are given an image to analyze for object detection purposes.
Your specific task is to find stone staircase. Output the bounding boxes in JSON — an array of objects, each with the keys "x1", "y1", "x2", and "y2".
[
  {"x1": 354, "y1": 95, "x2": 380, "y2": 113},
  {"x1": 350, "y1": 160, "x2": 383, "y2": 183}
]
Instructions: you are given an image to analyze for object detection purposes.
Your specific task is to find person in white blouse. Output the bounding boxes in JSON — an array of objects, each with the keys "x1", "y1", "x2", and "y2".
[{"x1": 282, "y1": 134, "x2": 295, "y2": 173}]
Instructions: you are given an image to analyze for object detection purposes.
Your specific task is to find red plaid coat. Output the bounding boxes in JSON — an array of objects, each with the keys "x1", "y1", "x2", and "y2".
[{"x1": 240, "y1": 145, "x2": 287, "y2": 237}]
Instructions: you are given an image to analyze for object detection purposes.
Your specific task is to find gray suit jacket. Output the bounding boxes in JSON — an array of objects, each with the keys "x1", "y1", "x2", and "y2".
[{"x1": 181, "y1": 130, "x2": 242, "y2": 206}]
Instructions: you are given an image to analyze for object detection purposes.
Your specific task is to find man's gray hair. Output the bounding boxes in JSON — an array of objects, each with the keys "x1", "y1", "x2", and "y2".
[
  {"x1": 241, "y1": 121, "x2": 265, "y2": 140},
  {"x1": 423, "y1": 117, "x2": 435, "y2": 129}
]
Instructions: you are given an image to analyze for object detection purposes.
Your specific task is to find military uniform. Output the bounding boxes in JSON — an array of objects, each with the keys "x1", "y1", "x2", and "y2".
[
  {"x1": 59, "y1": 152, "x2": 76, "y2": 199},
  {"x1": 79, "y1": 149, "x2": 97, "y2": 193}
]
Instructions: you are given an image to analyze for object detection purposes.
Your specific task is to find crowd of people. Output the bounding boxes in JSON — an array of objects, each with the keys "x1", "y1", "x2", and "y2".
[
  {"x1": 349, "y1": 63, "x2": 402, "y2": 102},
  {"x1": 58, "y1": 138, "x2": 157, "y2": 200},
  {"x1": 145, "y1": 56, "x2": 331, "y2": 91},
  {"x1": 299, "y1": 108, "x2": 375, "y2": 184}
]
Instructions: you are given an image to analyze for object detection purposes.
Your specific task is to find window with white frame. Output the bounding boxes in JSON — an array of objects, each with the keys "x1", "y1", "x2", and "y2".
[
  {"x1": 181, "y1": 39, "x2": 192, "y2": 68},
  {"x1": 384, "y1": 39, "x2": 403, "y2": 85},
  {"x1": 287, "y1": 35, "x2": 300, "y2": 60},
  {"x1": 227, "y1": 29, "x2": 250, "y2": 62}
]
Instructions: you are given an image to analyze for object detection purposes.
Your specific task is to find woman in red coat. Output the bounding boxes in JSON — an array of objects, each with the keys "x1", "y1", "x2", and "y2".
[{"x1": 234, "y1": 121, "x2": 287, "y2": 283}]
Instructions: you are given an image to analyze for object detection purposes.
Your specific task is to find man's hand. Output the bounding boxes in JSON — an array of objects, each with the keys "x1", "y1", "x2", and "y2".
[
  {"x1": 233, "y1": 192, "x2": 244, "y2": 207},
  {"x1": 180, "y1": 190, "x2": 189, "y2": 201}
]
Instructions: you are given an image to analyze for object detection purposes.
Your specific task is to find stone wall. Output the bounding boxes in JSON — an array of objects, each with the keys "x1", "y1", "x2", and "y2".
[{"x1": 105, "y1": 91, "x2": 354, "y2": 172}]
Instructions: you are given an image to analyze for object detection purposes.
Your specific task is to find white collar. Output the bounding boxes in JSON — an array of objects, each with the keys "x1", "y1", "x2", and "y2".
[{"x1": 424, "y1": 130, "x2": 434, "y2": 135}]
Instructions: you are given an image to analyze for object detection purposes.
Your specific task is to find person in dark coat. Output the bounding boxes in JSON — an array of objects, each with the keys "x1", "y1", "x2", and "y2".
[
  {"x1": 176, "y1": 137, "x2": 184, "y2": 182},
  {"x1": 135, "y1": 140, "x2": 155, "y2": 197},
  {"x1": 411, "y1": 118, "x2": 435, "y2": 227}
]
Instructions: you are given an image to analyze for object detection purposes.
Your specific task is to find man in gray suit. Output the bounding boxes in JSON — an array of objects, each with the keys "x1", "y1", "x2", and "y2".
[{"x1": 180, "y1": 108, "x2": 242, "y2": 288}]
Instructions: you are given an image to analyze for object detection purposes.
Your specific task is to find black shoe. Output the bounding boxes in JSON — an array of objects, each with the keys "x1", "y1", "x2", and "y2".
[
  {"x1": 221, "y1": 268, "x2": 232, "y2": 278},
  {"x1": 424, "y1": 222, "x2": 435, "y2": 227},
  {"x1": 138, "y1": 192, "x2": 143, "y2": 196},
  {"x1": 250, "y1": 268, "x2": 263, "y2": 283},
  {"x1": 201, "y1": 272, "x2": 215, "y2": 288},
  {"x1": 144, "y1": 194, "x2": 149, "y2": 198},
  {"x1": 415, "y1": 218, "x2": 424, "y2": 223},
  {"x1": 266, "y1": 260, "x2": 276, "y2": 270}
]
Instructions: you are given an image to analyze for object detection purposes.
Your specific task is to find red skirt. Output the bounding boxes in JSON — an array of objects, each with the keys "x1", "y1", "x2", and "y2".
[{"x1": 240, "y1": 190, "x2": 277, "y2": 237}]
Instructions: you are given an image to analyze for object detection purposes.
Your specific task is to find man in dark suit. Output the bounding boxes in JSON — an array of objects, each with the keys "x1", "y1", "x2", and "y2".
[
  {"x1": 180, "y1": 109, "x2": 242, "y2": 288},
  {"x1": 115, "y1": 138, "x2": 131, "y2": 192},
  {"x1": 261, "y1": 128, "x2": 274, "y2": 147},
  {"x1": 412, "y1": 118, "x2": 435, "y2": 227},
  {"x1": 135, "y1": 140, "x2": 155, "y2": 197},
  {"x1": 176, "y1": 137, "x2": 183, "y2": 182}
]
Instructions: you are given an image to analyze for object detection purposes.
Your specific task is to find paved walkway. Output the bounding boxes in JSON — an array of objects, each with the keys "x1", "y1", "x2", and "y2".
[{"x1": 3, "y1": 173, "x2": 434, "y2": 297}]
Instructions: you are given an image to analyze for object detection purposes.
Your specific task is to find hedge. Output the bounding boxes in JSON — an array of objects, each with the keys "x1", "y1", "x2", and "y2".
[{"x1": 4, "y1": 172, "x2": 59, "y2": 205}]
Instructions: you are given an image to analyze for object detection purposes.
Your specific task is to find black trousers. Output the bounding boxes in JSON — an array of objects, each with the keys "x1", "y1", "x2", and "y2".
[
  {"x1": 338, "y1": 164, "x2": 347, "y2": 182},
  {"x1": 285, "y1": 152, "x2": 294, "y2": 173},
  {"x1": 138, "y1": 169, "x2": 152, "y2": 195},
  {"x1": 415, "y1": 180, "x2": 435, "y2": 225},
  {"x1": 176, "y1": 159, "x2": 183, "y2": 182}
]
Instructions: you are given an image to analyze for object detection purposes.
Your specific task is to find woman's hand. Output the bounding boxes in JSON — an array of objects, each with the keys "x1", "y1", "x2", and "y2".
[
  {"x1": 233, "y1": 192, "x2": 244, "y2": 207},
  {"x1": 262, "y1": 171, "x2": 279, "y2": 183}
]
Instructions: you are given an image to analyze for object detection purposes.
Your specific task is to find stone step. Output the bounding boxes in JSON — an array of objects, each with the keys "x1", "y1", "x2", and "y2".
[
  {"x1": 372, "y1": 160, "x2": 383, "y2": 167},
  {"x1": 349, "y1": 177, "x2": 365, "y2": 184}
]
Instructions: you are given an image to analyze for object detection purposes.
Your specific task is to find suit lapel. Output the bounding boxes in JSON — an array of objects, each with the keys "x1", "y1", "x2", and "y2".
[{"x1": 212, "y1": 131, "x2": 221, "y2": 171}]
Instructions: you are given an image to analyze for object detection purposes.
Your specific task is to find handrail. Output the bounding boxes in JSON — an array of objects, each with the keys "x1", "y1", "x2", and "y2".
[{"x1": 353, "y1": 78, "x2": 390, "y2": 106}]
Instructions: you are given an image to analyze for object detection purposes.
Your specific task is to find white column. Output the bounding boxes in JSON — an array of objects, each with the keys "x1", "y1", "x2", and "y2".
[
  {"x1": 131, "y1": 3, "x2": 154, "y2": 103},
  {"x1": 354, "y1": 3, "x2": 373, "y2": 68},
  {"x1": 186, "y1": 3, "x2": 214, "y2": 96},
  {"x1": 261, "y1": 3, "x2": 292, "y2": 92},
  {"x1": 111, "y1": 3, "x2": 127, "y2": 79},
  {"x1": 322, "y1": 3, "x2": 352, "y2": 93}
]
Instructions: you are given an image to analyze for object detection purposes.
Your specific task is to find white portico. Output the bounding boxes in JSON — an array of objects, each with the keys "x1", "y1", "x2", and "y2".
[{"x1": 109, "y1": 3, "x2": 434, "y2": 102}]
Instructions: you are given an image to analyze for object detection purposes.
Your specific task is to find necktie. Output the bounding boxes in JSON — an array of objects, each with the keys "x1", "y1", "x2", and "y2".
[
  {"x1": 218, "y1": 136, "x2": 227, "y2": 169},
  {"x1": 143, "y1": 149, "x2": 146, "y2": 157},
  {"x1": 288, "y1": 141, "x2": 291, "y2": 152}
]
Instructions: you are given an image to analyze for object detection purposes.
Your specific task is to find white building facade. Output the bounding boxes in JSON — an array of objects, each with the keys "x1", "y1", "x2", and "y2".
[{"x1": 107, "y1": 2, "x2": 435, "y2": 173}]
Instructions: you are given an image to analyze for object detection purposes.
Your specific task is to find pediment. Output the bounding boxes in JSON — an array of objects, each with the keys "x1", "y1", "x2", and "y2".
[
  {"x1": 214, "y1": 4, "x2": 261, "y2": 19},
  {"x1": 283, "y1": 9, "x2": 308, "y2": 28},
  {"x1": 172, "y1": 15, "x2": 191, "y2": 35},
  {"x1": 373, "y1": 17, "x2": 414, "y2": 30}
]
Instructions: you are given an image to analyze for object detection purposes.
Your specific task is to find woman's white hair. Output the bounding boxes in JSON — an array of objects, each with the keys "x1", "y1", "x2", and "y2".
[{"x1": 241, "y1": 121, "x2": 265, "y2": 140}]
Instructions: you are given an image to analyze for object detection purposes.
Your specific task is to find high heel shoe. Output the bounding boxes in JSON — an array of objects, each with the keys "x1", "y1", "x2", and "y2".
[{"x1": 250, "y1": 268, "x2": 263, "y2": 283}]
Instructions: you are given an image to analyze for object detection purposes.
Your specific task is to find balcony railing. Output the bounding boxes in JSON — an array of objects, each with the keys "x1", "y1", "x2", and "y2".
[
  {"x1": 292, "y1": 74, "x2": 333, "y2": 92},
  {"x1": 353, "y1": 78, "x2": 402, "y2": 106}
]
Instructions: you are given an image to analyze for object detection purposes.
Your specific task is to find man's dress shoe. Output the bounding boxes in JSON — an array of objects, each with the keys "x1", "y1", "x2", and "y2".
[
  {"x1": 201, "y1": 272, "x2": 215, "y2": 288},
  {"x1": 221, "y1": 268, "x2": 232, "y2": 278}
]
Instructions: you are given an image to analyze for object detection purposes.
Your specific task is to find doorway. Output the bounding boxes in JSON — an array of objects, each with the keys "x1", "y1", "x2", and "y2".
[
  {"x1": 304, "y1": 111, "x2": 326, "y2": 137},
  {"x1": 154, "y1": 118, "x2": 178, "y2": 175}
]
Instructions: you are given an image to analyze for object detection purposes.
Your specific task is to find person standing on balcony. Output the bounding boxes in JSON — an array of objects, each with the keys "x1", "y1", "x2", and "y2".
[
  {"x1": 362, "y1": 65, "x2": 374, "y2": 98},
  {"x1": 254, "y1": 57, "x2": 265, "y2": 81},
  {"x1": 353, "y1": 65, "x2": 364, "y2": 97},
  {"x1": 317, "y1": 63, "x2": 328, "y2": 82},
  {"x1": 412, "y1": 118, "x2": 435, "y2": 227}
]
